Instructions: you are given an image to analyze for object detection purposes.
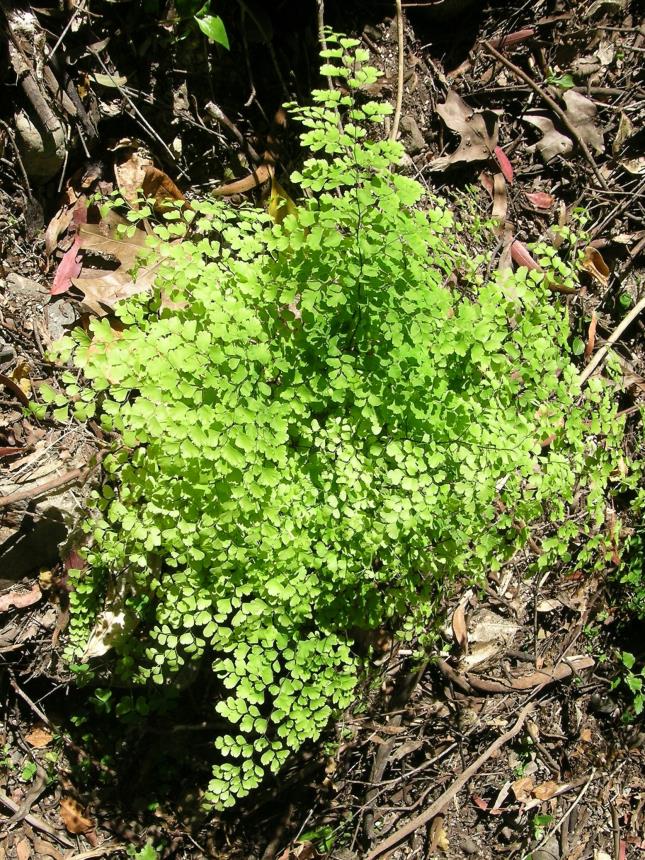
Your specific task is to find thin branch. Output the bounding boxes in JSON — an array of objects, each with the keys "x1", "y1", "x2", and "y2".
[
  {"x1": 579, "y1": 292, "x2": 645, "y2": 386},
  {"x1": 390, "y1": 0, "x2": 405, "y2": 142},
  {"x1": 366, "y1": 701, "x2": 535, "y2": 859},
  {"x1": 481, "y1": 39, "x2": 609, "y2": 191}
]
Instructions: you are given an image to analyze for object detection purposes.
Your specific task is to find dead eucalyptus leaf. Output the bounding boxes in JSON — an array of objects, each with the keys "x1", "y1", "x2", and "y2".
[
  {"x1": 429, "y1": 91, "x2": 498, "y2": 171},
  {"x1": 613, "y1": 112, "x2": 634, "y2": 156},
  {"x1": 0, "y1": 582, "x2": 42, "y2": 613},
  {"x1": 114, "y1": 147, "x2": 154, "y2": 208},
  {"x1": 60, "y1": 797, "x2": 94, "y2": 835},
  {"x1": 25, "y1": 726, "x2": 53, "y2": 748},
  {"x1": 532, "y1": 780, "x2": 561, "y2": 801},
  {"x1": 71, "y1": 218, "x2": 159, "y2": 315},
  {"x1": 212, "y1": 163, "x2": 273, "y2": 197},
  {"x1": 526, "y1": 191, "x2": 555, "y2": 209},
  {"x1": 581, "y1": 246, "x2": 610, "y2": 287},
  {"x1": 525, "y1": 114, "x2": 574, "y2": 162},
  {"x1": 142, "y1": 165, "x2": 187, "y2": 213},
  {"x1": 451, "y1": 600, "x2": 468, "y2": 652},
  {"x1": 512, "y1": 776, "x2": 535, "y2": 802},
  {"x1": 562, "y1": 90, "x2": 604, "y2": 154}
]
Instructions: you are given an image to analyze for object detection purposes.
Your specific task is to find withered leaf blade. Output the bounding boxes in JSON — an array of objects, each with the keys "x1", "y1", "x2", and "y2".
[
  {"x1": 60, "y1": 796, "x2": 94, "y2": 835},
  {"x1": 142, "y1": 165, "x2": 187, "y2": 213},
  {"x1": 429, "y1": 91, "x2": 499, "y2": 171},
  {"x1": 525, "y1": 114, "x2": 574, "y2": 162},
  {"x1": 562, "y1": 90, "x2": 604, "y2": 154}
]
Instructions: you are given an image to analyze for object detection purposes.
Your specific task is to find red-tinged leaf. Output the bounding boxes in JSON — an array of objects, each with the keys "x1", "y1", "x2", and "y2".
[
  {"x1": 584, "y1": 311, "x2": 597, "y2": 360},
  {"x1": 488, "y1": 28, "x2": 535, "y2": 49},
  {"x1": 0, "y1": 446, "x2": 23, "y2": 458},
  {"x1": 64, "y1": 549, "x2": 86, "y2": 571},
  {"x1": 510, "y1": 240, "x2": 541, "y2": 271},
  {"x1": 526, "y1": 191, "x2": 555, "y2": 209},
  {"x1": 494, "y1": 146, "x2": 513, "y2": 183},
  {"x1": 51, "y1": 237, "x2": 83, "y2": 295},
  {"x1": 472, "y1": 794, "x2": 489, "y2": 811},
  {"x1": 0, "y1": 583, "x2": 42, "y2": 613}
]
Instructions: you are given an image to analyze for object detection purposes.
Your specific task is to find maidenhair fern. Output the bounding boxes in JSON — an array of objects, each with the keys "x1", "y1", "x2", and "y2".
[{"x1": 51, "y1": 35, "x2": 623, "y2": 808}]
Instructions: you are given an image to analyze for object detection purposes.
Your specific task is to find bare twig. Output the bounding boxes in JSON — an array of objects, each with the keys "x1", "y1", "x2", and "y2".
[
  {"x1": 366, "y1": 701, "x2": 535, "y2": 859},
  {"x1": 481, "y1": 40, "x2": 609, "y2": 191},
  {"x1": 390, "y1": 0, "x2": 405, "y2": 142},
  {"x1": 0, "y1": 790, "x2": 74, "y2": 847},
  {"x1": 579, "y1": 293, "x2": 645, "y2": 386}
]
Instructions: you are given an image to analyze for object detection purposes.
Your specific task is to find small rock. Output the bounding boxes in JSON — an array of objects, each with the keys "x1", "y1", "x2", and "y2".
[
  {"x1": 532, "y1": 836, "x2": 560, "y2": 860},
  {"x1": 461, "y1": 836, "x2": 478, "y2": 854},
  {"x1": 6, "y1": 272, "x2": 48, "y2": 301},
  {"x1": 400, "y1": 116, "x2": 426, "y2": 155},
  {"x1": 45, "y1": 299, "x2": 77, "y2": 341}
]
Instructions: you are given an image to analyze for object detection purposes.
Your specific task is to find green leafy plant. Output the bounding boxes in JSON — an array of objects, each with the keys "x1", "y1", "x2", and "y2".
[
  {"x1": 174, "y1": 0, "x2": 229, "y2": 49},
  {"x1": 51, "y1": 36, "x2": 626, "y2": 810},
  {"x1": 611, "y1": 651, "x2": 644, "y2": 718}
]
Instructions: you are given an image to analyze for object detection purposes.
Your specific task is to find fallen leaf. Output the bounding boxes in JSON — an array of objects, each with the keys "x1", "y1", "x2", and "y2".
[
  {"x1": 526, "y1": 191, "x2": 555, "y2": 209},
  {"x1": 532, "y1": 780, "x2": 561, "y2": 801},
  {"x1": 114, "y1": 147, "x2": 154, "y2": 208},
  {"x1": 488, "y1": 28, "x2": 535, "y2": 49},
  {"x1": 276, "y1": 843, "x2": 318, "y2": 860},
  {"x1": 0, "y1": 583, "x2": 42, "y2": 613},
  {"x1": 579, "y1": 727, "x2": 592, "y2": 742},
  {"x1": 511, "y1": 240, "x2": 541, "y2": 270},
  {"x1": 429, "y1": 815, "x2": 450, "y2": 852},
  {"x1": 60, "y1": 797, "x2": 94, "y2": 835},
  {"x1": 584, "y1": 311, "x2": 597, "y2": 360},
  {"x1": 451, "y1": 598, "x2": 468, "y2": 652},
  {"x1": 612, "y1": 112, "x2": 634, "y2": 156},
  {"x1": 562, "y1": 90, "x2": 604, "y2": 154},
  {"x1": 25, "y1": 726, "x2": 53, "y2": 748},
  {"x1": 0, "y1": 446, "x2": 23, "y2": 458},
  {"x1": 212, "y1": 162, "x2": 273, "y2": 197},
  {"x1": 15, "y1": 837, "x2": 30, "y2": 860},
  {"x1": 11, "y1": 360, "x2": 32, "y2": 398},
  {"x1": 0, "y1": 372, "x2": 30, "y2": 407},
  {"x1": 525, "y1": 114, "x2": 574, "y2": 162},
  {"x1": 580, "y1": 247, "x2": 609, "y2": 287},
  {"x1": 90, "y1": 71, "x2": 127, "y2": 88},
  {"x1": 70, "y1": 217, "x2": 160, "y2": 315},
  {"x1": 494, "y1": 146, "x2": 513, "y2": 183},
  {"x1": 620, "y1": 156, "x2": 645, "y2": 175},
  {"x1": 142, "y1": 166, "x2": 186, "y2": 213},
  {"x1": 267, "y1": 175, "x2": 298, "y2": 224},
  {"x1": 512, "y1": 776, "x2": 535, "y2": 802},
  {"x1": 51, "y1": 237, "x2": 83, "y2": 295},
  {"x1": 429, "y1": 91, "x2": 499, "y2": 171}
]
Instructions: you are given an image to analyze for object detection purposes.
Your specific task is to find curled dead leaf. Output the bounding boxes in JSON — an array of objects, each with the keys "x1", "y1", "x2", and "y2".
[
  {"x1": 60, "y1": 796, "x2": 94, "y2": 835},
  {"x1": 525, "y1": 191, "x2": 555, "y2": 209},
  {"x1": 525, "y1": 114, "x2": 573, "y2": 162},
  {"x1": 142, "y1": 166, "x2": 187, "y2": 213},
  {"x1": 0, "y1": 582, "x2": 42, "y2": 613},
  {"x1": 581, "y1": 247, "x2": 609, "y2": 287},
  {"x1": 510, "y1": 240, "x2": 541, "y2": 270},
  {"x1": 25, "y1": 726, "x2": 53, "y2": 748},
  {"x1": 429, "y1": 91, "x2": 499, "y2": 171},
  {"x1": 512, "y1": 776, "x2": 535, "y2": 802}
]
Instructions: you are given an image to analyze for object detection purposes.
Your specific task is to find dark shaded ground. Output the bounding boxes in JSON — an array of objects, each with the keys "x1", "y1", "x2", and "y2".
[{"x1": 1, "y1": 1, "x2": 644, "y2": 858}]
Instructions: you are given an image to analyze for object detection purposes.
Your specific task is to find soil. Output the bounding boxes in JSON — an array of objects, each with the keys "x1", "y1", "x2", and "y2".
[{"x1": 1, "y1": 1, "x2": 644, "y2": 859}]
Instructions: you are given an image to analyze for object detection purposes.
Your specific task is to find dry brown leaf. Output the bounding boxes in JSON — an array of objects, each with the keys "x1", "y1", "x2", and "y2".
[
  {"x1": 15, "y1": 837, "x2": 30, "y2": 860},
  {"x1": 114, "y1": 147, "x2": 154, "y2": 208},
  {"x1": 429, "y1": 91, "x2": 499, "y2": 171},
  {"x1": 562, "y1": 90, "x2": 604, "y2": 154},
  {"x1": 25, "y1": 726, "x2": 53, "y2": 749},
  {"x1": 142, "y1": 166, "x2": 186, "y2": 213},
  {"x1": 71, "y1": 218, "x2": 160, "y2": 315},
  {"x1": 429, "y1": 815, "x2": 450, "y2": 852},
  {"x1": 212, "y1": 163, "x2": 273, "y2": 197},
  {"x1": 526, "y1": 191, "x2": 555, "y2": 209},
  {"x1": 60, "y1": 797, "x2": 94, "y2": 835},
  {"x1": 532, "y1": 780, "x2": 561, "y2": 801},
  {"x1": 584, "y1": 311, "x2": 598, "y2": 361},
  {"x1": 276, "y1": 842, "x2": 318, "y2": 860},
  {"x1": 451, "y1": 599, "x2": 468, "y2": 653},
  {"x1": 0, "y1": 583, "x2": 42, "y2": 613},
  {"x1": 525, "y1": 114, "x2": 573, "y2": 162},
  {"x1": 512, "y1": 776, "x2": 535, "y2": 802},
  {"x1": 612, "y1": 112, "x2": 634, "y2": 156},
  {"x1": 581, "y1": 247, "x2": 609, "y2": 287}
]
